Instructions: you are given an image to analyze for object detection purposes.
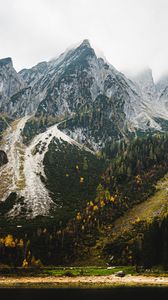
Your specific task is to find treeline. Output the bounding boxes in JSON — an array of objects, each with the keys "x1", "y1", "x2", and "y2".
[
  {"x1": 1, "y1": 133, "x2": 168, "y2": 267},
  {"x1": 0, "y1": 233, "x2": 42, "y2": 267},
  {"x1": 104, "y1": 215, "x2": 168, "y2": 269},
  {"x1": 59, "y1": 94, "x2": 124, "y2": 149},
  {"x1": 105, "y1": 133, "x2": 168, "y2": 177},
  {"x1": 102, "y1": 133, "x2": 168, "y2": 206},
  {"x1": 140, "y1": 216, "x2": 168, "y2": 269},
  {"x1": 0, "y1": 221, "x2": 75, "y2": 267},
  {"x1": 22, "y1": 115, "x2": 62, "y2": 144}
]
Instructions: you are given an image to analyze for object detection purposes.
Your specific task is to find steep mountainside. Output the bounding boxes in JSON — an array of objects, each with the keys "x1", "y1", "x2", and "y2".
[
  {"x1": 156, "y1": 73, "x2": 168, "y2": 94},
  {"x1": 0, "y1": 116, "x2": 103, "y2": 219},
  {"x1": 128, "y1": 69, "x2": 168, "y2": 132},
  {"x1": 0, "y1": 58, "x2": 26, "y2": 117},
  {"x1": 86, "y1": 173, "x2": 168, "y2": 267},
  {"x1": 132, "y1": 68, "x2": 156, "y2": 102},
  {"x1": 1, "y1": 40, "x2": 168, "y2": 268},
  {"x1": 1, "y1": 40, "x2": 168, "y2": 217}
]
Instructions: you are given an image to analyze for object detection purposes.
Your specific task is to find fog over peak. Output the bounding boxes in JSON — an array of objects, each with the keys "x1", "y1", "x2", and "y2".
[{"x1": 0, "y1": 0, "x2": 168, "y2": 80}]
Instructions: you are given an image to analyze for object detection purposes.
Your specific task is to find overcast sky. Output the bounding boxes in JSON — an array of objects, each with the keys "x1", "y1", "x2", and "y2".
[{"x1": 0, "y1": 0, "x2": 168, "y2": 81}]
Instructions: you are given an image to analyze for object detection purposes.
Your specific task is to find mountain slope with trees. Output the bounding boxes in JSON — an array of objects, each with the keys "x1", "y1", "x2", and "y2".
[{"x1": 1, "y1": 40, "x2": 168, "y2": 269}]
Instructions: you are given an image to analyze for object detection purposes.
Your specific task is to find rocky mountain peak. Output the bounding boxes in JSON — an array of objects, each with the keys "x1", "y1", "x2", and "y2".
[
  {"x1": 134, "y1": 68, "x2": 154, "y2": 88},
  {"x1": 156, "y1": 73, "x2": 168, "y2": 95},
  {"x1": 74, "y1": 39, "x2": 95, "y2": 58},
  {"x1": 1, "y1": 41, "x2": 168, "y2": 136},
  {"x1": 0, "y1": 56, "x2": 25, "y2": 112},
  {"x1": 131, "y1": 68, "x2": 156, "y2": 101},
  {"x1": 80, "y1": 39, "x2": 91, "y2": 47},
  {"x1": 0, "y1": 57, "x2": 13, "y2": 68}
]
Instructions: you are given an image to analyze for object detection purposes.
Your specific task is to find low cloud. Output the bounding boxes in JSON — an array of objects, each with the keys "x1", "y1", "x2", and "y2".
[{"x1": 0, "y1": 0, "x2": 167, "y2": 80}]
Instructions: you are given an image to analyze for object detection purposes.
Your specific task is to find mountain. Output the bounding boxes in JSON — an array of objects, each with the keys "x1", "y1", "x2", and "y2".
[
  {"x1": 1, "y1": 40, "x2": 168, "y2": 268},
  {"x1": 15, "y1": 41, "x2": 163, "y2": 146},
  {"x1": 0, "y1": 57, "x2": 24, "y2": 99},
  {"x1": 23, "y1": 40, "x2": 162, "y2": 138},
  {"x1": 1, "y1": 40, "x2": 168, "y2": 213},
  {"x1": 0, "y1": 57, "x2": 26, "y2": 117},
  {"x1": 1, "y1": 40, "x2": 168, "y2": 148},
  {"x1": 1, "y1": 39, "x2": 168, "y2": 216},
  {"x1": 128, "y1": 68, "x2": 168, "y2": 132},
  {"x1": 132, "y1": 68, "x2": 156, "y2": 101},
  {"x1": 156, "y1": 73, "x2": 168, "y2": 94}
]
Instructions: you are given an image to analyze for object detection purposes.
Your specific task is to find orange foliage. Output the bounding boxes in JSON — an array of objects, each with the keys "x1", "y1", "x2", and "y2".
[{"x1": 4, "y1": 235, "x2": 16, "y2": 248}]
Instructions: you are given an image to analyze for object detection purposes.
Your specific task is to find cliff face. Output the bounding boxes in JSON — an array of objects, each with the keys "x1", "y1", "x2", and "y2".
[
  {"x1": 0, "y1": 57, "x2": 25, "y2": 114},
  {"x1": 1, "y1": 41, "x2": 168, "y2": 145}
]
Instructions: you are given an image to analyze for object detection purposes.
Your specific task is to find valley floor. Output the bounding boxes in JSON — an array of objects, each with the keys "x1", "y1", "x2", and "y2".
[{"x1": 0, "y1": 274, "x2": 168, "y2": 288}]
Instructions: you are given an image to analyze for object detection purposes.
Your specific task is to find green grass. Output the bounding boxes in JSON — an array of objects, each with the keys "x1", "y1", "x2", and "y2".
[
  {"x1": 90, "y1": 173, "x2": 168, "y2": 252},
  {"x1": 1, "y1": 265, "x2": 168, "y2": 278},
  {"x1": 0, "y1": 266, "x2": 168, "y2": 289},
  {"x1": 43, "y1": 266, "x2": 135, "y2": 277},
  {"x1": 0, "y1": 266, "x2": 135, "y2": 277}
]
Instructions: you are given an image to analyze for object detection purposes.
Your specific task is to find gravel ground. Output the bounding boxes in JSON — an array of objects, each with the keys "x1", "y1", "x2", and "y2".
[{"x1": 0, "y1": 275, "x2": 168, "y2": 287}]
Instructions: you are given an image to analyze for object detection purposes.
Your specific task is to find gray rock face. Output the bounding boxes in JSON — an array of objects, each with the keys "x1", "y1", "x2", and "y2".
[
  {"x1": 1, "y1": 40, "x2": 168, "y2": 146},
  {"x1": 0, "y1": 150, "x2": 8, "y2": 166},
  {"x1": 133, "y1": 68, "x2": 156, "y2": 101},
  {"x1": 19, "y1": 61, "x2": 48, "y2": 87},
  {"x1": 0, "y1": 57, "x2": 26, "y2": 112},
  {"x1": 156, "y1": 74, "x2": 168, "y2": 95},
  {"x1": 0, "y1": 42, "x2": 140, "y2": 121},
  {"x1": 0, "y1": 58, "x2": 24, "y2": 93},
  {"x1": 156, "y1": 75, "x2": 168, "y2": 106},
  {"x1": 127, "y1": 69, "x2": 168, "y2": 131}
]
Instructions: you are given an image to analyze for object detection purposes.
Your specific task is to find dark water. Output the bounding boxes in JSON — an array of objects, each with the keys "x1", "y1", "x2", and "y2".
[{"x1": 0, "y1": 287, "x2": 168, "y2": 300}]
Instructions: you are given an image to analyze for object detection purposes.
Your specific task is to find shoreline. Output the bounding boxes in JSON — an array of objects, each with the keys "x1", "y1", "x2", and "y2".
[{"x1": 0, "y1": 275, "x2": 168, "y2": 288}]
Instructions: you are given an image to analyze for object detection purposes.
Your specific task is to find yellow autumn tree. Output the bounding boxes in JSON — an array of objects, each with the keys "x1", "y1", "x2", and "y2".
[
  {"x1": 31, "y1": 256, "x2": 36, "y2": 266},
  {"x1": 93, "y1": 205, "x2": 98, "y2": 212},
  {"x1": 34, "y1": 259, "x2": 43, "y2": 268},
  {"x1": 4, "y1": 234, "x2": 15, "y2": 248},
  {"x1": 18, "y1": 239, "x2": 24, "y2": 247},
  {"x1": 100, "y1": 200, "x2": 105, "y2": 208},
  {"x1": 76, "y1": 212, "x2": 82, "y2": 221},
  {"x1": 80, "y1": 176, "x2": 84, "y2": 183},
  {"x1": 96, "y1": 183, "x2": 104, "y2": 200},
  {"x1": 31, "y1": 256, "x2": 43, "y2": 268},
  {"x1": 0, "y1": 238, "x2": 4, "y2": 244},
  {"x1": 22, "y1": 259, "x2": 28, "y2": 268},
  {"x1": 105, "y1": 190, "x2": 110, "y2": 201}
]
